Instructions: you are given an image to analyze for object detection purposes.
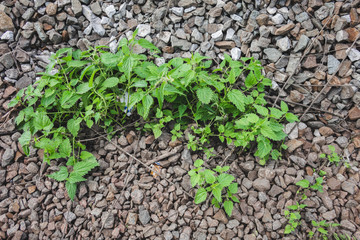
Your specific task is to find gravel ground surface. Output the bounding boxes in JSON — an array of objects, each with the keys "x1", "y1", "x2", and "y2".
[{"x1": 1, "y1": 0, "x2": 360, "y2": 239}]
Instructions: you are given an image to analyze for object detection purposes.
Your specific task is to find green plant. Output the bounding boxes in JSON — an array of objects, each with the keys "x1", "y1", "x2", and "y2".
[
  {"x1": 188, "y1": 159, "x2": 239, "y2": 216},
  {"x1": 10, "y1": 31, "x2": 298, "y2": 200},
  {"x1": 319, "y1": 145, "x2": 341, "y2": 166},
  {"x1": 284, "y1": 201, "x2": 307, "y2": 234},
  {"x1": 333, "y1": 233, "x2": 357, "y2": 240},
  {"x1": 308, "y1": 220, "x2": 340, "y2": 239}
]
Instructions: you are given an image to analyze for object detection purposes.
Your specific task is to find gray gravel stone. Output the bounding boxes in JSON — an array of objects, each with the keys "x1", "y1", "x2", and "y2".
[
  {"x1": 294, "y1": 34, "x2": 309, "y2": 53},
  {"x1": 64, "y1": 211, "x2": 76, "y2": 223},
  {"x1": 264, "y1": 48, "x2": 282, "y2": 62},
  {"x1": 348, "y1": 48, "x2": 360, "y2": 62},
  {"x1": 1, "y1": 149, "x2": 14, "y2": 167},
  {"x1": 131, "y1": 189, "x2": 144, "y2": 204},
  {"x1": 139, "y1": 207, "x2": 150, "y2": 225},
  {"x1": 276, "y1": 36, "x2": 291, "y2": 52},
  {"x1": 253, "y1": 178, "x2": 271, "y2": 192},
  {"x1": 328, "y1": 55, "x2": 340, "y2": 75}
]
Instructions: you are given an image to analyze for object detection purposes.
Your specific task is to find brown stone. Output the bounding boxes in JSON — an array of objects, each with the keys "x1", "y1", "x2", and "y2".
[
  {"x1": 338, "y1": 60, "x2": 352, "y2": 77},
  {"x1": 145, "y1": 135, "x2": 155, "y2": 145},
  {"x1": 215, "y1": 41, "x2": 235, "y2": 49},
  {"x1": 350, "y1": 8, "x2": 359, "y2": 26},
  {"x1": 256, "y1": 14, "x2": 269, "y2": 26},
  {"x1": 223, "y1": 2, "x2": 236, "y2": 14},
  {"x1": 354, "y1": 136, "x2": 360, "y2": 148},
  {"x1": 46, "y1": 3, "x2": 58, "y2": 16},
  {"x1": 274, "y1": 23, "x2": 295, "y2": 35},
  {"x1": 28, "y1": 185, "x2": 37, "y2": 194},
  {"x1": 213, "y1": 209, "x2": 228, "y2": 224},
  {"x1": 303, "y1": 55, "x2": 317, "y2": 69},
  {"x1": 349, "y1": 107, "x2": 360, "y2": 120},
  {"x1": 334, "y1": 2, "x2": 343, "y2": 15},
  {"x1": 335, "y1": 43, "x2": 350, "y2": 59},
  {"x1": 286, "y1": 139, "x2": 304, "y2": 153},
  {"x1": 345, "y1": 28, "x2": 359, "y2": 42},
  {"x1": 3, "y1": 86, "x2": 17, "y2": 99},
  {"x1": 62, "y1": 30, "x2": 69, "y2": 41},
  {"x1": 43, "y1": 23, "x2": 53, "y2": 31},
  {"x1": 0, "y1": 12, "x2": 14, "y2": 31},
  {"x1": 162, "y1": 46, "x2": 174, "y2": 54},
  {"x1": 319, "y1": 126, "x2": 334, "y2": 136}
]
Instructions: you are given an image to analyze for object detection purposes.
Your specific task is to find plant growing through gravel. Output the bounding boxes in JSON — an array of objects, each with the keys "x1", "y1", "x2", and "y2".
[
  {"x1": 319, "y1": 145, "x2": 342, "y2": 166},
  {"x1": 284, "y1": 201, "x2": 307, "y2": 234},
  {"x1": 308, "y1": 220, "x2": 340, "y2": 239},
  {"x1": 188, "y1": 159, "x2": 239, "y2": 216},
  {"x1": 9, "y1": 32, "x2": 298, "y2": 200}
]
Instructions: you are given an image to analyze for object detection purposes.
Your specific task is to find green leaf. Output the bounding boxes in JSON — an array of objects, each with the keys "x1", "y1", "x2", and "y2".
[
  {"x1": 260, "y1": 124, "x2": 285, "y2": 141},
  {"x1": 19, "y1": 131, "x2": 31, "y2": 147},
  {"x1": 33, "y1": 113, "x2": 53, "y2": 132},
  {"x1": 224, "y1": 200, "x2": 233, "y2": 217},
  {"x1": 59, "y1": 137, "x2": 72, "y2": 158},
  {"x1": 254, "y1": 104, "x2": 268, "y2": 116},
  {"x1": 194, "y1": 159, "x2": 204, "y2": 167},
  {"x1": 72, "y1": 158, "x2": 99, "y2": 177},
  {"x1": 128, "y1": 90, "x2": 145, "y2": 109},
  {"x1": 191, "y1": 174, "x2": 200, "y2": 187},
  {"x1": 122, "y1": 56, "x2": 133, "y2": 79},
  {"x1": 245, "y1": 71, "x2": 257, "y2": 88},
  {"x1": 204, "y1": 169, "x2": 216, "y2": 184},
  {"x1": 67, "y1": 118, "x2": 82, "y2": 137},
  {"x1": 246, "y1": 113, "x2": 259, "y2": 123},
  {"x1": 284, "y1": 224, "x2": 293, "y2": 234},
  {"x1": 218, "y1": 124, "x2": 225, "y2": 133},
  {"x1": 227, "y1": 89, "x2": 246, "y2": 112},
  {"x1": 285, "y1": 113, "x2": 299, "y2": 123},
  {"x1": 194, "y1": 188, "x2": 207, "y2": 204},
  {"x1": 153, "y1": 125, "x2": 162, "y2": 139},
  {"x1": 68, "y1": 172, "x2": 87, "y2": 183},
  {"x1": 67, "y1": 60, "x2": 89, "y2": 68},
  {"x1": 101, "y1": 77, "x2": 119, "y2": 89},
  {"x1": 270, "y1": 107, "x2": 284, "y2": 119},
  {"x1": 80, "y1": 151, "x2": 97, "y2": 162},
  {"x1": 48, "y1": 166, "x2": 68, "y2": 181},
  {"x1": 212, "y1": 185, "x2": 222, "y2": 202},
  {"x1": 318, "y1": 228, "x2": 328, "y2": 234},
  {"x1": 60, "y1": 91, "x2": 81, "y2": 109},
  {"x1": 142, "y1": 95, "x2": 154, "y2": 119},
  {"x1": 218, "y1": 174, "x2": 235, "y2": 187},
  {"x1": 196, "y1": 87, "x2": 214, "y2": 104},
  {"x1": 65, "y1": 181, "x2": 77, "y2": 201},
  {"x1": 281, "y1": 101, "x2": 289, "y2": 112},
  {"x1": 228, "y1": 183, "x2": 238, "y2": 194},
  {"x1": 101, "y1": 52, "x2": 119, "y2": 67},
  {"x1": 255, "y1": 136, "x2": 272, "y2": 159},
  {"x1": 138, "y1": 39, "x2": 159, "y2": 52},
  {"x1": 296, "y1": 179, "x2": 310, "y2": 188}
]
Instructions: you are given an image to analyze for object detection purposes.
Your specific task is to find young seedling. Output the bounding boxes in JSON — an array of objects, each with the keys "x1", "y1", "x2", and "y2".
[
  {"x1": 188, "y1": 159, "x2": 239, "y2": 216},
  {"x1": 308, "y1": 220, "x2": 340, "y2": 239},
  {"x1": 319, "y1": 145, "x2": 341, "y2": 166},
  {"x1": 284, "y1": 202, "x2": 307, "y2": 234}
]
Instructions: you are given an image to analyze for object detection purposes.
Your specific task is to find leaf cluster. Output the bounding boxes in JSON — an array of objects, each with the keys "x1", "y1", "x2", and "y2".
[{"x1": 188, "y1": 160, "x2": 239, "y2": 216}]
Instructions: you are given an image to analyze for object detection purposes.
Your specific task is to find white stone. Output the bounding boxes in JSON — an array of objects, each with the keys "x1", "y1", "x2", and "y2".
[
  {"x1": 1, "y1": 31, "x2": 14, "y2": 41},
  {"x1": 231, "y1": 47, "x2": 241, "y2": 60},
  {"x1": 105, "y1": 5, "x2": 116, "y2": 18},
  {"x1": 137, "y1": 24, "x2": 151, "y2": 37},
  {"x1": 109, "y1": 37, "x2": 118, "y2": 53},
  {"x1": 100, "y1": 16, "x2": 110, "y2": 25},
  {"x1": 271, "y1": 13, "x2": 284, "y2": 25},
  {"x1": 158, "y1": 31, "x2": 171, "y2": 43},
  {"x1": 83, "y1": 24, "x2": 92, "y2": 35},
  {"x1": 276, "y1": 36, "x2": 291, "y2": 52},
  {"x1": 82, "y1": 5, "x2": 94, "y2": 21},
  {"x1": 211, "y1": 30, "x2": 223, "y2": 41},
  {"x1": 155, "y1": 57, "x2": 165, "y2": 66},
  {"x1": 225, "y1": 28, "x2": 235, "y2": 40},
  {"x1": 171, "y1": 7, "x2": 184, "y2": 16},
  {"x1": 267, "y1": 7, "x2": 277, "y2": 15},
  {"x1": 230, "y1": 14, "x2": 242, "y2": 22},
  {"x1": 347, "y1": 48, "x2": 360, "y2": 62}
]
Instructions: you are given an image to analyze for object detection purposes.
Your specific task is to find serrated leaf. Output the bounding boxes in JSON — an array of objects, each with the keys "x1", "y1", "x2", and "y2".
[
  {"x1": 224, "y1": 200, "x2": 233, "y2": 216},
  {"x1": 228, "y1": 183, "x2": 238, "y2": 194},
  {"x1": 218, "y1": 174, "x2": 235, "y2": 187},
  {"x1": 281, "y1": 101, "x2": 288, "y2": 112},
  {"x1": 191, "y1": 174, "x2": 200, "y2": 187},
  {"x1": 68, "y1": 172, "x2": 87, "y2": 183},
  {"x1": 60, "y1": 91, "x2": 81, "y2": 109},
  {"x1": 59, "y1": 137, "x2": 72, "y2": 158},
  {"x1": 246, "y1": 113, "x2": 259, "y2": 123},
  {"x1": 196, "y1": 87, "x2": 214, "y2": 104},
  {"x1": 128, "y1": 90, "x2": 145, "y2": 110},
  {"x1": 284, "y1": 224, "x2": 292, "y2": 234},
  {"x1": 270, "y1": 107, "x2": 284, "y2": 119},
  {"x1": 296, "y1": 179, "x2": 310, "y2": 188},
  {"x1": 245, "y1": 71, "x2": 257, "y2": 88},
  {"x1": 228, "y1": 89, "x2": 246, "y2": 112},
  {"x1": 212, "y1": 185, "x2": 222, "y2": 202},
  {"x1": 255, "y1": 137, "x2": 272, "y2": 159},
  {"x1": 204, "y1": 169, "x2": 216, "y2": 184},
  {"x1": 254, "y1": 104, "x2": 268, "y2": 116},
  {"x1": 19, "y1": 131, "x2": 31, "y2": 147},
  {"x1": 48, "y1": 166, "x2": 68, "y2": 181},
  {"x1": 101, "y1": 52, "x2": 119, "y2": 67},
  {"x1": 142, "y1": 95, "x2": 153, "y2": 119},
  {"x1": 65, "y1": 181, "x2": 77, "y2": 201},
  {"x1": 67, "y1": 118, "x2": 82, "y2": 137},
  {"x1": 67, "y1": 60, "x2": 89, "y2": 68},
  {"x1": 101, "y1": 77, "x2": 119, "y2": 89},
  {"x1": 285, "y1": 113, "x2": 299, "y2": 123},
  {"x1": 194, "y1": 188, "x2": 207, "y2": 204},
  {"x1": 194, "y1": 159, "x2": 204, "y2": 167},
  {"x1": 138, "y1": 39, "x2": 159, "y2": 52},
  {"x1": 33, "y1": 113, "x2": 53, "y2": 132}
]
